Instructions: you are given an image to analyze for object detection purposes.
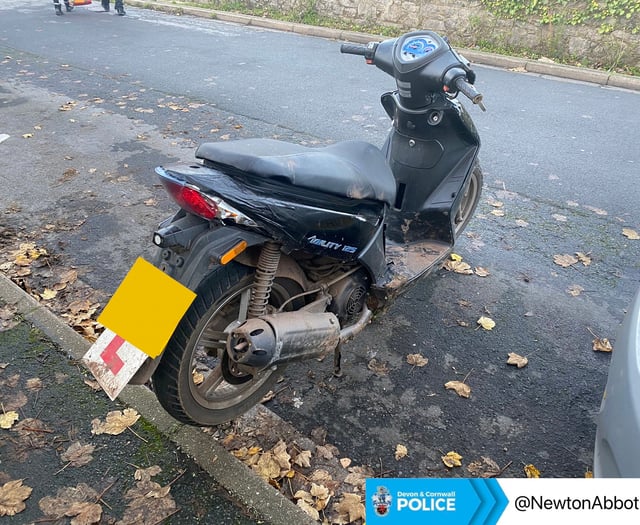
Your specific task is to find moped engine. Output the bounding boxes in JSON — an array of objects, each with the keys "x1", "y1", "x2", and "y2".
[{"x1": 328, "y1": 271, "x2": 369, "y2": 325}]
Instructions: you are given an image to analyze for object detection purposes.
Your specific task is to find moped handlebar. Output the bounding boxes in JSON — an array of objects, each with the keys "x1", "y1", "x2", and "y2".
[
  {"x1": 454, "y1": 77, "x2": 486, "y2": 112},
  {"x1": 340, "y1": 43, "x2": 369, "y2": 56}
]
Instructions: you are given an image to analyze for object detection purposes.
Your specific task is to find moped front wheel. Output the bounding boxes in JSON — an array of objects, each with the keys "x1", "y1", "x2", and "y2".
[
  {"x1": 152, "y1": 262, "x2": 302, "y2": 426},
  {"x1": 453, "y1": 163, "x2": 483, "y2": 236}
]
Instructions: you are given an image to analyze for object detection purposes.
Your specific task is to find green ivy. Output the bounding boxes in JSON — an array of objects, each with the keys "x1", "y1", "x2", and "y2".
[{"x1": 481, "y1": 0, "x2": 640, "y2": 34}]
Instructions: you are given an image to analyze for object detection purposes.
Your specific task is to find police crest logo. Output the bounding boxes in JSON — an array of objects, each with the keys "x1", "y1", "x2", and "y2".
[{"x1": 372, "y1": 486, "x2": 392, "y2": 517}]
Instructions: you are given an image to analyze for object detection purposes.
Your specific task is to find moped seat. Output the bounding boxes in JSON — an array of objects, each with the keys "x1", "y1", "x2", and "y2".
[{"x1": 196, "y1": 138, "x2": 396, "y2": 206}]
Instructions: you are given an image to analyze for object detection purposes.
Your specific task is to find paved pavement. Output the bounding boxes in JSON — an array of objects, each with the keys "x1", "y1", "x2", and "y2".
[
  {"x1": 1, "y1": 4, "x2": 639, "y2": 525},
  {"x1": 0, "y1": 273, "x2": 316, "y2": 524}
]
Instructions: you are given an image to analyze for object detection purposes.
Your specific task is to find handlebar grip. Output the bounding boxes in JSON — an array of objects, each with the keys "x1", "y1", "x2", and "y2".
[
  {"x1": 454, "y1": 77, "x2": 486, "y2": 111},
  {"x1": 340, "y1": 43, "x2": 369, "y2": 56}
]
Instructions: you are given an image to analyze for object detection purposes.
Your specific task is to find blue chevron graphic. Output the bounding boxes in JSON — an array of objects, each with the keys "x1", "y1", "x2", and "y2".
[{"x1": 484, "y1": 479, "x2": 508, "y2": 524}]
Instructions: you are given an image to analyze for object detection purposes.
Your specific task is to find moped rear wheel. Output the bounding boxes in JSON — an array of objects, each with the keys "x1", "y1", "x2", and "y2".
[
  {"x1": 453, "y1": 163, "x2": 483, "y2": 236},
  {"x1": 152, "y1": 262, "x2": 302, "y2": 426}
]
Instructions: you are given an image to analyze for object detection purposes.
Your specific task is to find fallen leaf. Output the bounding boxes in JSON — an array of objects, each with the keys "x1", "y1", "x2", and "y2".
[
  {"x1": 442, "y1": 451, "x2": 463, "y2": 468},
  {"x1": 120, "y1": 469, "x2": 175, "y2": 525},
  {"x1": 91, "y1": 408, "x2": 140, "y2": 435},
  {"x1": 585, "y1": 470, "x2": 594, "y2": 478},
  {"x1": 474, "y1": 267, "x2": 490, "y2": 277},
  {"x1": 524, "y1": 463, "x2": 541, "y2": 478},
  {"x1": 367, "y1": 358, "x2": 389, "y2": 376},
  {"x1": 395, "y1": 444, "x2": 408, "y2": 460},
  {"x1": 567, "y1": 284, "x2": 584, "y2": 297},
  {"x1": 61, "y1": 442, "x2": 95, "y2": 467},
  {"x1": 443, "y1": 259, "x2": 473, "y2": 274},
  {"x1": 339, "y1": 458, "x2": 352, "y2": 469},
  {"x1": 333, "y1": 492, "x2": 365, "y2": 524},
  {"x1": 593, "y1": 337, "x2": 613, "y2": 353},
  {"x1": 507, "y1": 352, "x2": 528, "y2": 368},
  {"x1": 622, "y1": 228, "x2": 639, "y2": 240},
  {"x1": 38, "y1": 484, "x2": 101, "y2": 524},
  {"x1": 0, "y1": 479, "x2": 32, "y2": 516},
  {"x1": 450, "y1": 253, "x2": 463, "y2": 262},
  {"x1": 26, "y1": 378, "x2": 43, "y2": 391},
  {"x1": 297, "y1": 499, "x2": 319, "y2": 521},
  {"x1": 576, "y1": 252, "x2": 592, "y2": 266},
  {"x1": 445, "y1": 380, "x2": 471, "y2": 398},
  {"x1": 294, "y1": 450, "x2": 312, "y2": 468},
  {"x1": 477, "y1": 316, "x2": 496, "y2": 330},
  {"x1": 515, "y1": 219, "x2": 529, "y2": 227},
  {"x1": 40, "y1": 288, "x2": 58, "y2": 301},
  {"x1": 0, "y1": 411, "x2": 19, "y2": 429},
  {"x1": 487, "y1": 199, "x2": 503, "y2": 208},
  {"x1": 406, "y1": 353, "x2": 428, "y2": 367},
  {"x1": 467, "y1": 456, "x2": 502, "y2": 478},
  {"x1": 553, "y1": 254, "x2": 578, "y2": 268}
]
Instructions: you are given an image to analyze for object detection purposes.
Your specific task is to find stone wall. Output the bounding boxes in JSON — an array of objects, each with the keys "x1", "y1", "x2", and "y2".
[{"x1": 202, "y1": 0, "x2": 640, "y2": 70}]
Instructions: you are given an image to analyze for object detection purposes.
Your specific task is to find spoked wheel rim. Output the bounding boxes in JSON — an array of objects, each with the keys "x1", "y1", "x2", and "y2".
[{"x1": 186, "y1": 281, "x2": 292, "y2": 411}]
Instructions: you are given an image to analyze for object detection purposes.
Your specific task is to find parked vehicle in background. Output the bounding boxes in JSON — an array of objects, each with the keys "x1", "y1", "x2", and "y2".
[{"x1": 594, "y1": 287, "x2": 640, "y2": 477}]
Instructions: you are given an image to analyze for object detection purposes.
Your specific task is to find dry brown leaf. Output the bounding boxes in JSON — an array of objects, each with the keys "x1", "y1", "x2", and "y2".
[
  {"x1": 293, "y1": 449, "x2": 312, "y2": 468},
  {"x1": 120, "y1": 469, "x2": 175, "y2": 525},
  {"x1": 38, "y1": 483, "x2": 101, "y2": 524},
  {"x1": 367, "y1": 358, "x2": 389, "y2": 376},
  {"x1": 406, "y1": 353, "x2": 428, "y2": 367},
  {"x1": 253, "y1": 452, "x2": 281, "y2": 481},
  {"x1": 271, "y1": 440, "x2": 291, "y2": 471},
  {"x1": 585, "y1": 470, "x2": 594, "y2": 478},
  {"x1": 91, "y1": 408, "x2": 140, "y2": 435},
  {"x1": 593, "y1": 337, "x2": 613, "y2": 353},
  {"x1": 296, "y1": 499, "x2": 320, "y2": 521},
  {"x1": 567, "y1": 284, "x2": 584, "y2": 297},
  {"x1": 310, "y1": 482, "x2": 330, "y2": 502},
  {"x1": 40, "y1": 288, "x2": 57, "y2": 301},
  {"x1": 477, "y1": 316, "x2": 496, "y2": 330},
  {"x1": 576, "y1": 252, "x2": 592, "y2": 266},
  {"x1": 524, "y1": 463, "x2": 541, "y2": 478},
  {"x1": 0, "y1": 411, "x2": 19, "y2": 429},
  {"x1": 506, "y1": 352, "x2": 528, "y2": 368},
  {"x1": 395, "y1": 444, "x2": 408, "y2": 460},
  {"x1": 309, "y1": 469, "x2": 332, "y2": 484},
  {"x1": 0, "y1": 479, "x2": 32, "y2": 516},
  {"x1": 61, "y1": 442, "x2": 95, "y2": 467},
  {"x1": 467, "y1": 456, "x2": 501, "y2": 478},
  {"x1": 553, "y1": 254, "x2": 578, "y2": 268},
  {"x1": 443, "y1": 259, "x2": 473, "y2": 274},
  {"x1": 474, "y1": 266, "x2": 490, "y2": 277},
  {"x1": 4, "y1": 391, "x2": 27, "y2": 411},
  {"x1": 445, "y1": 380, "x2": 471, "y2": 398},
  {"x1": 622, "y1": 228, "x2": 639, "y2": 240},
  {"x1": 334, "y1": 492, "x2": 365, "y2": 524},
  {"x1": 442, "y1": 451, "x2": 463, "y2": 468},
  {"x1": 134, "y1": 466, "x2": 162, "y2": 483},
  {"x1": 339, "y1": 457, "x2": 352, "y2": 469}
]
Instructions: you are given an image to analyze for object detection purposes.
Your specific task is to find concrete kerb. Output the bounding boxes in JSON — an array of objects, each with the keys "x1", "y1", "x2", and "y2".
[
  {"x1": 127, "y1": 0, "x2": 640, "y2": 92},
  {"x1": 0, "y1": 273, "x2": 316, "y2": 525}
]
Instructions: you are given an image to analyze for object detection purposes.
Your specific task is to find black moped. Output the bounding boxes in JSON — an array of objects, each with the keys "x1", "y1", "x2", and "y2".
[{"x1": 131, "y1": 30, "x2": 486, "y2": 426}]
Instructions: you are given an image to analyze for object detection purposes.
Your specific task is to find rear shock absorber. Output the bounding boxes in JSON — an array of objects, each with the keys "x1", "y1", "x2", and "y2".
[{"x1": 247, "y1": 241, "x2": 281, "y2": 319}]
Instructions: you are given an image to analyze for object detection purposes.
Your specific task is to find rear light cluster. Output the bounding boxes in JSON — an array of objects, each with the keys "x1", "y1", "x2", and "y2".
[{"x1": 159, "y1": 172, "x2": 256, "y2": 226}]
